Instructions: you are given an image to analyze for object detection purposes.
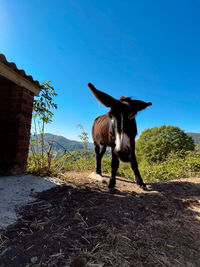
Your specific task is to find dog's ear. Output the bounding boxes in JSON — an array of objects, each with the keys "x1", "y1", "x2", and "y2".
[{"x1": 88, "y1": 83, "x2": 119, "y2": 107}]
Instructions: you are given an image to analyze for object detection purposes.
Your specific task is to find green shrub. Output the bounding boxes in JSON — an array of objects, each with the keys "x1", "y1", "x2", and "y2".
[
  {"x1": 136, "y1": 125, "x2": 194, "y2": 163},
  {"x1": 27, "y1": 148, "x2": 200, "y2": 182},
  {"x1": 184, "y1": 151, "x2": 200, "y2": 176}
]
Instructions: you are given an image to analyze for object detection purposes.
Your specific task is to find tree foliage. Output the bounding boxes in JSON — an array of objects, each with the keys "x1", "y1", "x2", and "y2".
[
  {"x1": 33, "y1": 80, "x2": 57, "y2": 124},
  {"x1": 77, "y1": 124, "x2": 89, "y2": 151},
  {"x1": 136, "y1": 125, "x2": 195, "y2": 163},
  {"x1": 29, "y1": 81, "x2": 58, "y2": 173}
]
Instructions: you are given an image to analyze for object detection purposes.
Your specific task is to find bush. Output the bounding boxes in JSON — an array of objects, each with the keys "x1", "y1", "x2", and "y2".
[
  {"x1": 138, "y1": 151, "x2": 200, "y2": 182},
  {"x1": 27, "y1": 149, "x2": 200, "y2": 182},
  {"x1": 27, "y1": 123, "x2": 199, "y2": 183},
  {"x1": 136, "y1": 125, "x2": 194, "y2": 163}
]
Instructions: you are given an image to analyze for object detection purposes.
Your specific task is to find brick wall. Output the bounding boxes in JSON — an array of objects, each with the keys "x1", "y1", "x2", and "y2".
[{"x1": 0, "y1": 76, "x2": 34, "y2": 174}]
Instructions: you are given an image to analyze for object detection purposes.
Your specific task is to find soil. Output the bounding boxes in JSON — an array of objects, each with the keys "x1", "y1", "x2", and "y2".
[{"x1": 0, "y1": 171, "x2": 200, "y2": 267}]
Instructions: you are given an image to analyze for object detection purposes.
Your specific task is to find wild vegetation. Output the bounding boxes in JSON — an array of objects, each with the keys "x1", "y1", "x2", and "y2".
[
  {"x1": 28, "y1": 128, "x2": 200, "y2": 183},
  {"x1": 27, "y1": 85, "x2": 200, "y2": 182},
  {"x1": 2, "y1": 84, "x2": 200, "y2": 267}
]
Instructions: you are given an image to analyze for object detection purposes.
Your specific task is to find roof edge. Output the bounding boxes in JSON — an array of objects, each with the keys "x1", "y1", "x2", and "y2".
[{"x1": 0, "y1": 54, "x2": 41, "y2": 96}]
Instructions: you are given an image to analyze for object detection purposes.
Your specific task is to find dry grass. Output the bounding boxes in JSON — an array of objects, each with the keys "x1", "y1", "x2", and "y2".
[{"x1": 0, "y1": 172, "x2": 200, "y2": 266}]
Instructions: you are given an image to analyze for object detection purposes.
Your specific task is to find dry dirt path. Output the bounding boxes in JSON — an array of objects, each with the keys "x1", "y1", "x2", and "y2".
[{"x1": 0, "y1": 171, "x2": 200, "y2": 267}]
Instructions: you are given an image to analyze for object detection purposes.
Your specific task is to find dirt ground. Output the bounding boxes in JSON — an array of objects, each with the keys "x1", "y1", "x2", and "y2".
[
  {"x1": 0, "y1": 175, "x2": 62, "y2": 230},
  {"x1": 0, "y1": 171, "x2": 200, "y2": 267}
]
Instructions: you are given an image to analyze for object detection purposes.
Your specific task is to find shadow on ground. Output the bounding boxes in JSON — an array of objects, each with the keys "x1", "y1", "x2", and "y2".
[{"x1": 0, "y1": 175, "x2": 200, "y2": 267}]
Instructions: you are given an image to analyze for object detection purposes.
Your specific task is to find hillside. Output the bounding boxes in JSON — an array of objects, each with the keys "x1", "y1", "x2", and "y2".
[
  {"x1": 30, "y1": 133, "x2": 93, "y2": 152},
  {"x1": 187, "y1": 132, "x2": 200, "y2": 145},
  {"x1": 30, "y1": 132, "x2": 200, "y2": 153}
]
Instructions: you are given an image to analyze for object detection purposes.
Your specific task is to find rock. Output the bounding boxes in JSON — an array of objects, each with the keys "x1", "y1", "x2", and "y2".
[
  {"x1": 30, "y1": 256, "x2": 38, "y2": 264},
  {"x1": 88, "y1": 172, "x2": 107, "y2": 184}
]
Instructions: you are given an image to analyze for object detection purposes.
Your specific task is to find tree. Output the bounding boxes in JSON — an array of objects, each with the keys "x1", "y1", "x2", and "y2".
[
  {"x1": 30, "y1": 81, "x2": 57, "y2": 171},
  {"x1": 33, "y1": 80, "x2": 57, "y2": 124},
  {"x1": 77, "y1": 124, "x2": 89, "y2": 152},
  {"x1": 136, "y1": 125, "x2": 194, "y2": 163}
]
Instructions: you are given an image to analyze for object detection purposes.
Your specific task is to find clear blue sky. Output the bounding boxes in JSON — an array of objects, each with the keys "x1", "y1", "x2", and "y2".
[{"x1": 1, "y1": 0, "x2": 200, "y2": 141}]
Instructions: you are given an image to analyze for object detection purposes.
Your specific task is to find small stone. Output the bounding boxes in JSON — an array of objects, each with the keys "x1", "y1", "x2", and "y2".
[
  {"x1": 73, "y1": 212, "x2": 82, "y2": 222},
  {"x1": 30, "y1": 256, "x2": 38, "y2": 264},
  {"x1": 71, "y1": 256, "x2": 87, "y2": 267},
  {"x1": 88, "y1": 172, "x2": 103, "y2": 182}
]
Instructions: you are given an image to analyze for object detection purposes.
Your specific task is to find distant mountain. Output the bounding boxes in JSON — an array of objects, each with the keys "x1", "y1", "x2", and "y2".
[
  {"x1": 29, "y1": 132, "x2": 200, "y2": 152},
  {"x1": 30, "y1": 133, "x2": 94, "y2": 152},
  {"x1": 186, "y1": 133, "x2": 200, "y2": 145}
]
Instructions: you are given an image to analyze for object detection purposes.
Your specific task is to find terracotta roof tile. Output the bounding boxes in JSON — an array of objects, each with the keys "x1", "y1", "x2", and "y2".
[{"x1": 0, "y1": 53, "x2": 40, "y2": 88}]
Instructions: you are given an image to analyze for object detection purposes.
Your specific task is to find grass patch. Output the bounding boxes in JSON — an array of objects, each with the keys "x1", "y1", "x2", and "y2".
[{"x1": 27, "y1": 149, "x2": 200, "y2": 182}]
